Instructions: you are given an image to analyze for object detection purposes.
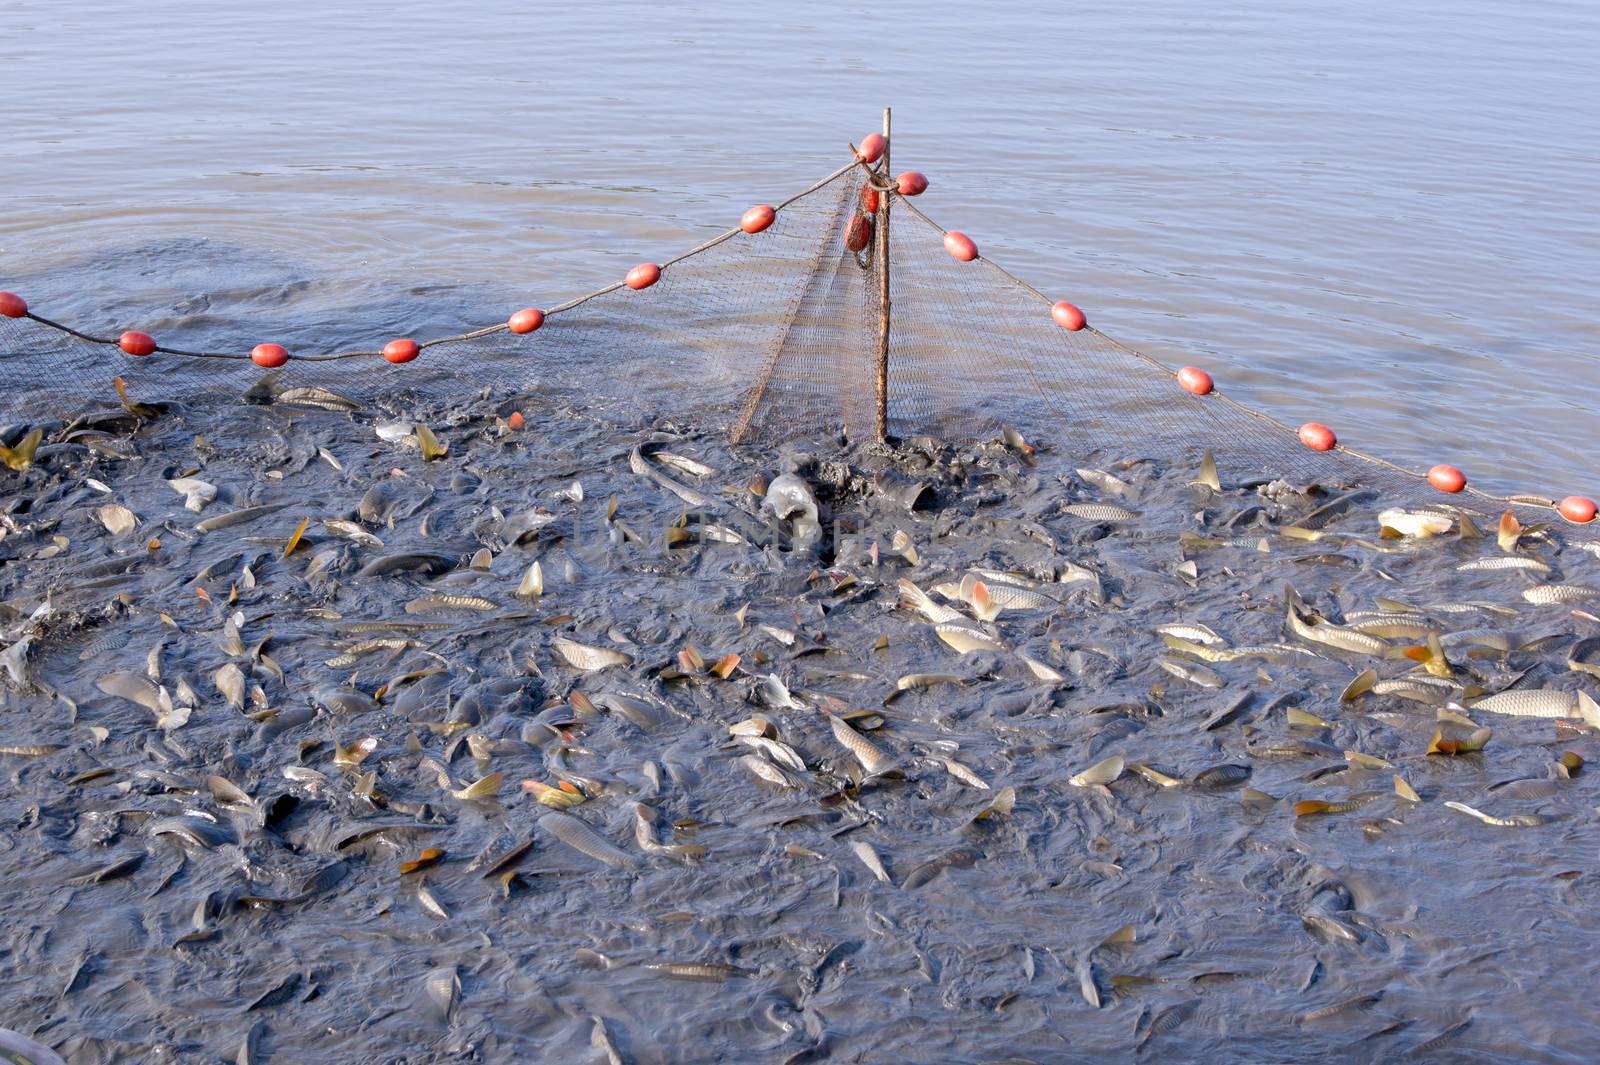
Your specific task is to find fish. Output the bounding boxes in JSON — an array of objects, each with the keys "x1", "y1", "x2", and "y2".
[
  {"x1": 939, "y1": 756, "x2": 990, "y2": 789},
  {"x1": 1075, "y1": 467, "x2": 1134, "y2": 498},
  {"x1": 1286, "y1": 604, "x2": 1390, "y2": 657},
  {"x1": 410, "y1": 424, "x2": 446, "y2": 460},
  {"x1": 516, "y1": 561, "x2": 544, "y2": 597},
  {"x1": 421, "y1": 965, "x2": 459, "y2": 1023},
  {"x1": 0, "y1": 427, "x2": 43, "y2": 471},
  {"x1": 828, "y1": 714, "x2": 896, "y2": 776},
  {"x1": 1136, "y1": 999, "x2": 1198, "y2": 1050},
  {"x1": 641, "y1": 962, "x2": 751, "y2": 982},
  {"x1": 1192, "y1": 451, "x2": 1221, "y2": 491},
  {"x1": 1522, "y1": 584, "x2": 1598, "y2": 605},
  {"x1": 899, "y1": 578, "x2": 963, "y2": 624},
  {"x1": 963, "y1": 572, "x2": 1057, "y2": 611},
  {"x1": 214, "y1": 663, "x2": 246, "y2": 709},
  {"x1": 404, "y1": 594, "x2": 498, "y2": 613},
  {"x1": 195, "y1": 503, "x2": 290, "y2": 533},
  {"x1": 1156, "y1": 622, "x2": 1225, "y2": 646},
  {"x1": 739, "y1": 753, "x2": 798, "y2": 788},
  {"x1": 1443, "y1": 800, "x2": 1547, "y2": 827},
  {"x1": 935, "y1": 620, "x2": 1006, "y2": 654},
  {"x1": 1156, "y1": 656, "x2": 1223, "y2": 689},
  {"x1": 537, "y1": 812, "x2": 635, "y2": 868},
  {"x1": 1456, "y1": 556, "x2": 1550, "y2": 573},
  {"x1": 451, "y1": 772, "x2": 503, "y2": 800},
  {"x1": 736, "y1": 734, "x2": 806, "y2": 772},
  {"x1": 1069, "y1": 754, "x2": 1125, "y2": 787},
  {"x1": 277, "y1": 385, "x2": 360, "y2": 411},
  {"x1": 552, "y1": 637, "x2": 631, "y2": 672},
  {"x1": 1017, "y1": 654, "x2": 1065, "y2": 682},
  {"x1": 1472, "y1": 688, "x2": 1600, "y2": 726},
  {"x1": 1125, "y1": 762, "x2": 1182, "y2": 788},
  {"x1": 96, "y1": 504, "x2": 138, "y2": 536},
  {"x1": 167, "y1": 477, "x2": 217, "y2": 512},
  {"x1": 633, "y1": 803, "x2": 706, "y2": 861},
  {"x1": 850, "y1": 840, "x2": 892, "y2": 884},
  {"x1": 1377, "y1": 508, "x2": 1453, "y2": 538},
  {"x1": 1062, "y1": 502, "x2": 1136, "y2": 522}
]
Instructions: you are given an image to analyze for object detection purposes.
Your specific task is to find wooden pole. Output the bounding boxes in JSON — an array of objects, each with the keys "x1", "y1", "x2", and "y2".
[{"x1": 874, "y1": 107, "x2": 891, "y2": 442}]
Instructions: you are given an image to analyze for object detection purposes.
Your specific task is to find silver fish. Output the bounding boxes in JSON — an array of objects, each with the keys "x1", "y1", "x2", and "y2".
[
  {"x1": 849, "y1": 839, "x2": 892, "y2": 884},
  {"x1": 1062, "y1": 502, "x2": 1137, "y2": 522},
  {"x1": 829, "y1": 714, "x2": 895, "y2": 776},
  {"x1": 1472, "y1": 688, "x2": 1600, "y2": 726},
  {"x1": 538, "y1": 812, "x2": 634, "y2": 868},
  {"x1": 551, "y1": 637, "x2": 630, "y2": 672},
  {"x1": 195, "y1": 503, "x2": 290, "y2": 534}
]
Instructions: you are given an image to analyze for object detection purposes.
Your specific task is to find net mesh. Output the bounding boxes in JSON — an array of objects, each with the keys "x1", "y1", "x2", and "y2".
[{"x1": 0, "y1": 154, "x2": 1586, "y2": 530}]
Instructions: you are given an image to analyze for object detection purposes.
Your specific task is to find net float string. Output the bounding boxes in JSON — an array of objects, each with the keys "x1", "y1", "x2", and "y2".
[
  {"x1": 887, "y1": 193, "x2": 1594, "y2": 522},
  {"x1": 0, "y1": 155, "x2": 866, "y2": 365},
  {"x1": 1, "y1": 139, "x2": 1593, "y2": 524}
]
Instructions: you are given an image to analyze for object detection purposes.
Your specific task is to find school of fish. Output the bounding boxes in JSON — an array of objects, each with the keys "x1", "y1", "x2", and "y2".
[{"x1": 0, "y1": 375, "x2": 1595, "y2": 1063}]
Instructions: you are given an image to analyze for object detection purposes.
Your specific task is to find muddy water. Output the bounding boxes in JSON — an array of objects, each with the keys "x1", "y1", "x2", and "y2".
[
  {"x1": 1, "y1": 1, "x2": 1598, "y2": 495},
  {"x1": 0, "y1": 378, "x2": 1597, "y2": 1062}
]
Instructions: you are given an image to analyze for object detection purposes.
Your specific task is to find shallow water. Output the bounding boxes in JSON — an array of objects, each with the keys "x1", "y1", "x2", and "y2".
[
  {"x1": 2, "y1": 4, "x2": 1600, "y2": 1062},
  {"x1": 1, "y1": 1, "x2": 1598, "y2": 495},
  {"x1": 0, "y1": 382, "x2": 1597, "y2": 1062}
]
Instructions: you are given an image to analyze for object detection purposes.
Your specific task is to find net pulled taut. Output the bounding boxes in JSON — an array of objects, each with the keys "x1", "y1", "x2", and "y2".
[{"x1": 0, "y1": 137, "x2": 1590, "y2": 531}]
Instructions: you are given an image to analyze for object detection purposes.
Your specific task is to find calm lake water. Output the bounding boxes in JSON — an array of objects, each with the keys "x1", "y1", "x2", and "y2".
[{"x1": 1, "y1": 0, "x2": 1596, "y2": 493}]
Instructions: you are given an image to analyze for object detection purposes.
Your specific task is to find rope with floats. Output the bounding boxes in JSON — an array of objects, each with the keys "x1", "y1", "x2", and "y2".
[
  {"x1": 0, "y1": 129, "x2": 1593, "y2": 526},
  {"x1": 887, "y1": 187, "x2": 1596, "y2": 526}
]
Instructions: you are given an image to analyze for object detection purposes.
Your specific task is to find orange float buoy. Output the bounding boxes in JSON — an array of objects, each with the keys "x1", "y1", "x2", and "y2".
[
  {"x1": 860, "y1": 186, "x2": 880, "y2": 214},
  {"x1": 383, "y1": 338, "x2": 420, "y2": 364},
  {"x1": 118, "y1": 331, "x2": 156, "y2": 356},
  {"x1": 897, "y1": 171, "x2": 928, "y2": 196},
  {"x1": 740, "y1": 205, "x2": 775, "y2": 234},
  {"x1": 1298, "y1": 422, "x2": 1337, "y2": 451},
  {"x1": 508, "y1": 308, "x2": 545, "y2": 334},
  {"x1": 251, "y1": 343, "x2": 289, "y2": 368},
  {"x1": 1559, "y1": 495, "x2": 1597, "y2": 524},
  {"x1": 1051, "y1": 301, "x2": 1087, "y2": 331},
  {"x1": 1177, "y1": 366, "x2": 1214, "y2": 395},
  {"x1": 943, "y1": 231, "x2": 978, "y2": 262},
  {"x1": 844, "y1": 214, "x2": 874, "y2": 252},
  {"x1": 857, "y1": 132, "x2": 886, "y2": 164},
  {"x1": 626, "y1": 263, "x2": 661, "y2": 290},
  {"x1": 508, "y1": 411, "x2": 526, "y2": 431},
  {"x1": 0, "y1": 291, "x2": 25, "y2": 318},
  {"x1": 1427, "y1": 464, "x2": 1466, "y2": 493}
]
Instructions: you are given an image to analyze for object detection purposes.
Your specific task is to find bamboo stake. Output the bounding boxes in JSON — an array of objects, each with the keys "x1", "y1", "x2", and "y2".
[{"x1": 874, "y1": 107, "x2": 892, "y2": 442}]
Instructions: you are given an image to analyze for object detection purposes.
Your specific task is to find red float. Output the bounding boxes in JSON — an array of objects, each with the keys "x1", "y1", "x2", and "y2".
[
  {"x1": 897, "y1": 171, "x2": 929, "y2": 196},
  {"x1": 857, "y1": 132, "x2": 886, "y2": 164},
  {"x1": 1051, "y1": 301, "x2": 1087, "y2": 331},
  {"x1": 1427, "y1": 464, "x2": 1466, "y2": 493},
  {"x1": 740, "y1": 205, "x2": 776, "y2": 234},
  {"x1": 1559, "y1": 495, "x2": 1597, "y2": 524},
  {"x1": 251, "y1": 343, "x2": 289, "y2": 368},
  {"x1": 860, "y1": 186, "x2": 880, "y2": 214},
  {"x1": 0, "y1": 291, "x2": 26, "y2": 318},
  {"x1": 118, "y1": 331, "x2": 156, "y2": 357},
  {"x1": 1298, "y1": 422, "x2": 1337, "y2": 451},
  {"x1": 844, "y1": 214, "x2": 874, "y2": 252},
  {"x1": 508, "y1": 411, "x2": 526, "y2": 431},
  {"x1": 383, "y1": 338, "x2": 420, "y2": 364},
  {"x1": 508, "y1": 308, "x2": 545, "y2": 334},
  {"x1": 626, "y1": 263, "x2": 661, "y2": 290},
  {"x1": 943, "y1": 231, "x2": 978, "y2": 262},
  {"x1": 1177, "y1": 366, "x2": 1214, "y2": 395}
]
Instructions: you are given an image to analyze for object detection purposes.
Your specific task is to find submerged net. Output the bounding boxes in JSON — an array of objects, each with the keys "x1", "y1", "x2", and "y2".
[{"x1": 0, "y1": 147, "x2": 1587, "y2": 531}]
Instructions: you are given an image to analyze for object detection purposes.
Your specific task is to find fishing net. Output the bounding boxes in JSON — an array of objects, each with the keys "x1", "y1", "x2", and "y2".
[{"x1": 0, "y1": 147, "x2": 1588, "y2": 532}]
